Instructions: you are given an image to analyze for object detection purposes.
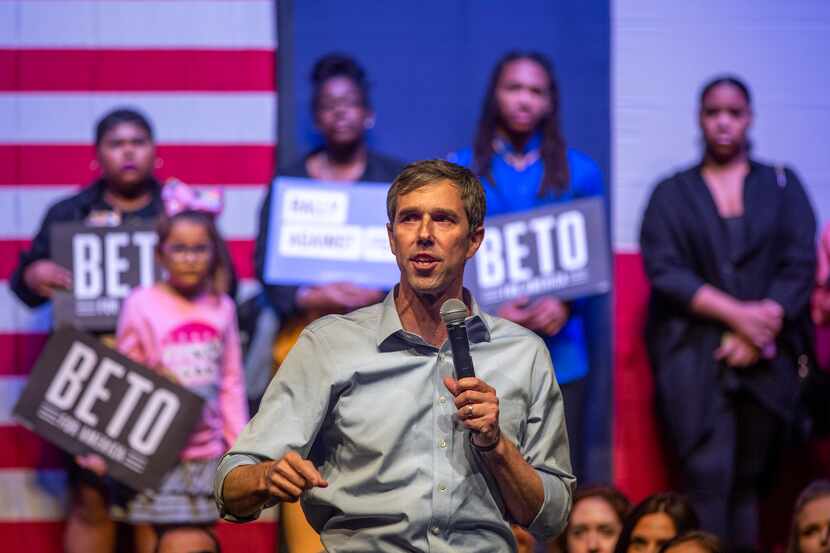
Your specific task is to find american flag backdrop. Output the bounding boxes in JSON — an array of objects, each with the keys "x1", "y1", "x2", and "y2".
[{"x1": 1, "y1": 1, "x2": 278, "y2": 549}]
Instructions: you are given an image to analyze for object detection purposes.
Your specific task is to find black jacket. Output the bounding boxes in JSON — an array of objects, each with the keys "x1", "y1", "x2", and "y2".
[
  {"x1": 11, "y1": 178, "x2": 238, "y2": 308},
  {"x1": 11, "y1": 178, "x2": 164, "y2": 308},
  {"x1": 254, "y1": 150, "x2": 406, "y2": 317},
  {"x1": 640, "y1": 161, "x2": 817, "y2": 457}
]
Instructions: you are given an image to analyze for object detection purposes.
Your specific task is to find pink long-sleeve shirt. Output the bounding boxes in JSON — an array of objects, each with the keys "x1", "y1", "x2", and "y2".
[{"x1": 116, "y1": 284, "x2": 249, "y2": 461}]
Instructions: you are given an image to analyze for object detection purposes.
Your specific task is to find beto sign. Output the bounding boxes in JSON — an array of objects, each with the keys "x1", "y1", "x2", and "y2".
[
  {"x1": 465, "y1": 197, "x2": 610, "y2": 310},
  {"x1": 13, "y1": 328, "x2": 203, "y2": 491},
  {"x1": 51, "y1": 222, "x2": 160, "y2": 331},
  {"x1": 263, "y1": 177, "x2": 399, "y2": 288}
]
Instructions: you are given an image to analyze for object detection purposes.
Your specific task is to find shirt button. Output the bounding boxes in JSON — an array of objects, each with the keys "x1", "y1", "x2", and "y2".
[
  {"x1": 439, "y1": 396, "x2": 447, "y2": 404},
  {"x1": 438, "y1": 484, "x2": 447, "y2": 492},
  {"x1": 431, "y1": 526, "x2": 440, "y2": 535},
  {"x1": 438, "y1": 439, "x2": 447, "y2": 449}
]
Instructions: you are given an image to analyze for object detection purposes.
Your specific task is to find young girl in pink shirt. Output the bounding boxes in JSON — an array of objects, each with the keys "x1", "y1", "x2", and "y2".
[{"x1": 110, "y1": 181, "x2": 247, "y2": 552}]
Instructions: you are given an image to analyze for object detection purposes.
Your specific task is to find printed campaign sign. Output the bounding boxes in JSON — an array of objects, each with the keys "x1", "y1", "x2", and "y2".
[
  {"x1": 50, "y1": 222, "x2": 160, "y2": 331},
  {"x1": 263, "y1": 177, "x2": 399, "y2": 287},
  {"x1": 13, "y1": 327, "x2": 204, "y2": 491},
  {"x1": 465, "y1": 197, "x2": 610, "y2": 310}
]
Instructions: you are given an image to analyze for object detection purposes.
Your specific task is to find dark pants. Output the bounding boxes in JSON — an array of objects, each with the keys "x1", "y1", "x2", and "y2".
[
  {"x1": 561, "y1": 377, "x2": 586, "y2": 480},
  {"x1": 681, "y1": 389, "x2": 783, "y2": 549}
]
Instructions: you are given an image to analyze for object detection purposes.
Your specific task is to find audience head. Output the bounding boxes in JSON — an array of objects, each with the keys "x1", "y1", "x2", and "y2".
[
  {"x1": 156, "y1": 208, "x2": 230, "y2": 297},
  {"x1": 788, "y1": 480, "x2": 830, "y2": 553},
  {"x1": 474, "y1": 50, "x2": 568, "y2": 195},
  {"x1": 698, "y1": 75, "x2": 753, "y2": 163},
  {"x1": 386, "y1": 159, "x2": 486, "y2": 234},
  {"x1": 153, "y1": 525, "x2": 221, "y2": 553},
  {"x1": 310, "y1": 53, "x2": 374, "y2": 149},
  {"x1": 94, "y1": 108, "x2": 157, "y2": 197},
  {"x1": 658, "y1": 531, "x2": 723, "y2": 553},
  {"x1": 613, "y1": 492, "x2": 700, "y2": 553},
  {"x1": 561, "y1": 485, "x2": 632, "y2": 553}
]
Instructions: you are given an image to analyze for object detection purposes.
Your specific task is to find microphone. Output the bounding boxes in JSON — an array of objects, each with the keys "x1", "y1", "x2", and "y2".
[{"x1": 440, "y1": 298, "x2": 476, "y2": 380}]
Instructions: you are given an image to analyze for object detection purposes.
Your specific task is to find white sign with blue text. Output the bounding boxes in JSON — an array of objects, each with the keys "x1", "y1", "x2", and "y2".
[{"x1": 263, "y1": 177, "x2": 399, "y2": 287}]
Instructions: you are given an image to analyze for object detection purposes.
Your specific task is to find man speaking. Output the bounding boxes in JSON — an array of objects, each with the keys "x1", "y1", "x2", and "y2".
[{"x1": 214, "y1": 160, "x2": 574, "y2": 551}]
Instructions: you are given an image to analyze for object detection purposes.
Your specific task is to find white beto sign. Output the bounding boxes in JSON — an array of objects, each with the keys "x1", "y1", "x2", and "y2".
[
  {"x1": 263, "y1": 177, "x2": 399, "y2": 287},
  {"x1": 465, "y1": 197, "x2": 610, "y2": 309},
  {"x1": 14, "y1": 328, "x2": 204, "y2": 491}
]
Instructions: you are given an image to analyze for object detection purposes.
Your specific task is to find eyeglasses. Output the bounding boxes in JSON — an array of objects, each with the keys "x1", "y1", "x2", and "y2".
[{"x1": 164, "y1": 243, "x2": 212, "y2": 261}]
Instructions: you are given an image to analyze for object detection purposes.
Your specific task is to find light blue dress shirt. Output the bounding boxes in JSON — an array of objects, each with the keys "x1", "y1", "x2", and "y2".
[{"x1": 215, "y1": 289, "x2": 574, "y2": 552}]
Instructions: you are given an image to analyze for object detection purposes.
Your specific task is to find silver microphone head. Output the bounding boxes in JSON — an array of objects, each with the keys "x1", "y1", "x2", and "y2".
[{"x1": 440, "y1": 298, "x2": 468, "y2": 327}]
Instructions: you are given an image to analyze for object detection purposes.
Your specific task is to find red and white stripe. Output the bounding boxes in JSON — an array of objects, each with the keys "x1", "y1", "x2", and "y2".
[{"x1": 3, "y1": 1, "x2": 278, "y2": 549}]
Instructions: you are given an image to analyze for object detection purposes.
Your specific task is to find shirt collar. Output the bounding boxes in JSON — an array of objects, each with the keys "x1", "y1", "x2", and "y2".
[
  {"x1": 493, "y1": 132, "x2": 542, "y2": 156},
  {"x1": 376, "y1": 287, "x2": 492, "y2": 352}
]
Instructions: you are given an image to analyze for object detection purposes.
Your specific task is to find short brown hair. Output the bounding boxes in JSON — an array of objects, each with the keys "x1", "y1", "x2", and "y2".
[{"x1": 386, "y1": 159, "x2": 486, "y2": 232}]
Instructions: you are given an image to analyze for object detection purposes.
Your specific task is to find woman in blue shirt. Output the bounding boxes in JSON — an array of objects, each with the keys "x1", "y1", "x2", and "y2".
[{"x1": 450, "y1": 51, "x2": 605, "y2": 485}]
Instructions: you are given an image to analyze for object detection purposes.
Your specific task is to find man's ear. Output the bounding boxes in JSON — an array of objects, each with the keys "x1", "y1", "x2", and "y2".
[
  {"x1": 465, "y1": 225, "x2": 484, "y2": 260},
  {"x1": 386, "y1": 223, "x2": 398, "y2": 256}
]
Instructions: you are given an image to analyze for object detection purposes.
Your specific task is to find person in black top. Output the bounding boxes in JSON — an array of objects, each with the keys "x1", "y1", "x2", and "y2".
[
  {"x1": 12, "y1": 108, "x2": 161, "y2": 553},
  {"x1": 255, "y1": 53, "x2": 404, "y2": 322},
  {"x1": 13, "y1": 108, "x2": 236, "y2": 553},
  {"x1": 640, "y1": 76, "x2": 817, "y2": 547},
  {"x1": 12, "y1": 109, "x2": 164, "y2": 307}
]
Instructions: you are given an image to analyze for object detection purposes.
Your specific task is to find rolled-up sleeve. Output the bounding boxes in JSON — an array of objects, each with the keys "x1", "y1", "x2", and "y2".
[
  {"x1": 214, "y1": 453, "x2": 267, "y2": 522},
  {"x1": 522, "y1": 339, "x2": 576, "y2": 540},
  {"x1": 213, "y1": 326, "x2": 336, "y2": 521}
]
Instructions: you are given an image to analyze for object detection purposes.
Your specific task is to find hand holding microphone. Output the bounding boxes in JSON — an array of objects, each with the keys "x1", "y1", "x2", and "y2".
[{"x1": 441, "y1": 299, "x2": 501, "y2": 450}]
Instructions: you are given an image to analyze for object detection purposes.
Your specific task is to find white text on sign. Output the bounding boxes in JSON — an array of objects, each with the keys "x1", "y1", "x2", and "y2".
[
  {"x1": 73, "y1": 231, "x2": 157, "y2": 299},
  {"x1": 476, "y1": 211, "x2": 589, "y2": 287}
]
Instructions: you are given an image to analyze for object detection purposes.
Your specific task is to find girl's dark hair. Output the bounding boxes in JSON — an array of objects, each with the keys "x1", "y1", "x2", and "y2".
[
  {"x1": 156, "y1": 210, "x2": 233, "y2": 296},
  {"x1": 613, "y1": 492, "x2": 700, "y2": 553},
  {"x1": 473, "y1": 50, "x2": 569, "y2": 196},
  {"x1": 558, "y1": 485, "x2": 632, "y2": 552},
  {"x1": 658, "y1": 531, "x2": 723, "y2": 553},
  {"x1": 699, "y1": 75, "x2": 752, "y2": 106},
  {"x1": 95, "y1": 108, "x2": 154, "y2": 146},
  {"x1": 787, "y1": 480, "x2": 830, "y2": 553},
  {"x1": 311, "y1": 53, "x2": 371, "y2": 112}
]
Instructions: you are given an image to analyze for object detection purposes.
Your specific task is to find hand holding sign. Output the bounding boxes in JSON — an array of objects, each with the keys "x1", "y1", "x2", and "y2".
[
  {"x1": 296, "y1": 282, "x2": 385, "y2": 313},
  {"x1": 24, "y1": 259, "x2": 72, "y2": 298},
  {"x1": 498, "y1": 295, "x2": 571, "y2": 337}
]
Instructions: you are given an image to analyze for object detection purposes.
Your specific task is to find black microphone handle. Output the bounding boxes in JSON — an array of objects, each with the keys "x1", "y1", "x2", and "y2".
[{"x1": 447, "y1": 323, "x2": 476, "y2": 379}]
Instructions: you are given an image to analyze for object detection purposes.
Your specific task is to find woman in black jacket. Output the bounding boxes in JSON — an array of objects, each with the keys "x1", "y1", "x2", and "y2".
[{"x1": 640, "y1": 76, "x2": 817, "y2": 547}]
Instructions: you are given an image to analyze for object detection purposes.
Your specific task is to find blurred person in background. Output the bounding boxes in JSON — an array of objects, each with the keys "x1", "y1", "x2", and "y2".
[
  {"x1": 787, "y1": 480, "x2": 830, "y2": 553},
  {"x1": 555, "y1": 485, "x2": 631, "y2": 553},
  {"x1": 450, "y1": 51, "x2": 606, "y2": 551},
  {"x1": 449, "y1": 49, "x2": 605, "y2": 482},
  {"x1": 640, "y1": 76, "x2": 817, "y2": 547},
  {"x1": 613, "y1": 493, "x2": 700, "y2": 553},
  {"x1": 658, "y1": 532, "x2": 723, "y2": 553},
  {"x1": 252, "y1": 52, "x2": 405, "y2": 553},
  {"x1": 11, "y1": 108, "x2": 164, "y2": 553}
]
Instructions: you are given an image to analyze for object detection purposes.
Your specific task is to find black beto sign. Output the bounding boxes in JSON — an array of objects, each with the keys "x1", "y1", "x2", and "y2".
[
  {"x1": 51, "y1": 221, "x2": 160, "y2": 331},
  {"x1": 465, "y1": 197, "x2": 611, "y2": 310},
  {"x1": 13, "y1": 328, "x2": 204, "y2": 491}
]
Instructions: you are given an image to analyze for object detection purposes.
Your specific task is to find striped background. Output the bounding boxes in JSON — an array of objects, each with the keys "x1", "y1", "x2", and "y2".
[{"x1": 2, "y1": 1, "x2": 278, "y2": 549}]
